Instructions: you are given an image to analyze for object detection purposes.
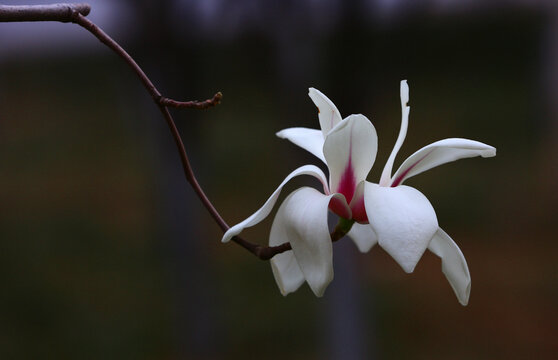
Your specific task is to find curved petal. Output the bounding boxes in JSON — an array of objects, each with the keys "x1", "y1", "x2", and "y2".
[
  {"x1": 270, "y1": 250, "x2": 305, "y2": 296},
  {"x1": 323, "y1": 114, "x2": 378, "y2": 204},
  {"x1": 221, "y1": 165, "x2": 330, "y2": 243},
  {"x1": 348, "y1": 180, "x2": 368, "y2": 223},
  {"x1": 380, "y1": 80, "x2": 410, "y2": 186},
  {"x1": 428, "y1": 228, "x2": 471, "y2": 306},
  {"x1": 390, "y1": 138, "x2": 497, "y2": 187},
  {"x1": 364, "y1": 182, "x2": 438, "y2": 273},
  {"x1": 270, "y1": 187, "x2": 343, "y2": 297},
  {"x1": 308, "y1": 87, "x2": 343, "y2": 136},
  {"x1": 347, "y1": 223, "x2": 378, "y2": 253},
  {"x1": 276, "y1": 127, "x2": 326, "y2": 164}
]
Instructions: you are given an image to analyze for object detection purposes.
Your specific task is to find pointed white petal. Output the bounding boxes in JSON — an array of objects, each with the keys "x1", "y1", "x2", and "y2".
[
  {"x1": 364, "y1": 182, "x2": 438, "y2": 273},
  {"x1": 276, "y1": 127, "x2": 326, "y2": 163},
  {"x1": 379, "y1": 80, "x2": 410, "y2": 186},
  {"x1": 390, "y1": 138, "x2": 496, "y2": 186},
  {"x1": 270, "y1": 187, "x2": 342, "y2": 297},
  {"x1": 323, "y1": 114, "x2": 378, "y2": 205},
  {"x1": 347, "y1": 223, "x2": 378, "y2": 253},
  {"x1": 222, "y1": 165, "x2": 329, "y2": 243},
  {"x1": 308, "y1": 88, "x2": 343, "y2": 137},
  {"x1": 380, "y1": 80, "x2": 411, "y2": 186},
  {"x1": 428, "y1": 228, "x2": 471, "y2": 306}
]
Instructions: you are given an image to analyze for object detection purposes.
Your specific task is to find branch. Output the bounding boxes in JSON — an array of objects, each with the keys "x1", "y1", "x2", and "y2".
[
  {"x1": 252, "y1": 222, "x2": 350, "y2": 260},
  {"x1": 0, "y1": 3, "x2": 90, "y2": 22},
  {"x1": 65, "y1": 11, "x2": 269, "y2": 256},
  {"x1": 0, "y1": 3, "x2": 352, "y2": 261},
  {"x1": 160, "y1": 92, "x2": 223, "y2": 109}
]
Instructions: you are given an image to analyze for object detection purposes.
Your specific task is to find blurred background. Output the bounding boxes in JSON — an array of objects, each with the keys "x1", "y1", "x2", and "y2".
[{"x1": 1, "y1": 0, "x2": 557, "y2": 359}]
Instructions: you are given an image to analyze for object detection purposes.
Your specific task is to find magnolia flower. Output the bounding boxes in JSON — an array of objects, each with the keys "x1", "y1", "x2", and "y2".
[
  {"x1": 222, "y1": 112, "x2": 377, "y2": 297},
  {"x1": 223, "y1": 81, "x2": 495, "y2": 305}
]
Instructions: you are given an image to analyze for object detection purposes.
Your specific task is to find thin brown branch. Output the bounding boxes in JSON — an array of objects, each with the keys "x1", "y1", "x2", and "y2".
[
  {"x1": 70, "y1": 12, "x2": 162, "y2": 99},
  {"x1": 0, "y1": 3, "x2": 272, "y2": 259},
  {"x1": 0, "y1": 3, "x2": 90, "y2": 22},
  {"x1": 0, "y1": 3, "x2": 351, "y2": 261},
  {"x1": 254, "y1": 242, "x2": 292, "y2": 261},
  {"x1": 71, "y1": 13, "x2": 221, "y2": 110},
  {"x1": 69, "y1": 9, "x2": 288, "y2": 261},
  {"x1": 159, "y1": 102, "x2": 278, "y2": 260},
  {"x1": 160, "y1": 92, "x2": 223, "y2": 109}
]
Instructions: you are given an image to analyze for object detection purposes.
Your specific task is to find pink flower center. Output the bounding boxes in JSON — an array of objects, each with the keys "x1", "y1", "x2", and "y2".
[
  {"x1": 328, "y1": 155, "x2": 368, "y2": 223},
  {"x1": 337, "y1": 157, "x2": 356, "y2": 204}
]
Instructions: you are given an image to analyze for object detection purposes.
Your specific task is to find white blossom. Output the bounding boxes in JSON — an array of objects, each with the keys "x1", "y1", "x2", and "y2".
[{"x1": 223, "y1": 81, "x2": 495, "y2": 305}]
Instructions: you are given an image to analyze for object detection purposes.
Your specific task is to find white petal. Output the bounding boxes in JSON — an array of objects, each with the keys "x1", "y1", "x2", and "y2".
[
  {"x1": 270, "y1": 187, "x2": 342, "y2": 297},
  {"x1": 364, "y1": 182, "x2": 438, "y2": 273},
  {"x1": 270, "y1": 250, "x2": 305, "y2": 296},
  {"x1": 323, "y1": 114, "x2": 378, "y2": 202},
  {"x1": 308, "y1": 88, "x2": 343, "y2": 137},
  {"x1": 276, "y1": 127, "x2": 326, "y2": 164},
  {"x1": 390, "y1": 138, "x2": 496, "y2": 186},
  {"x1": 379, "y1": 80, "x2": 410, "y2": 186},
  {"x1": 428, "y1": 228, "x2": 471, "y2": 306},
  {"x1": 221, "y1": 165, "x2": 329, "y2": 243},
  {"x1": 347, "y1": 223, "x2": 378, "y2": 253}
]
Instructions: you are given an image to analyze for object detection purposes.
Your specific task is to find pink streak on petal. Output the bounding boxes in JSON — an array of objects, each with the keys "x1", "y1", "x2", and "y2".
[
  {"x1": 390, "y1": 150, "x2": 433, "y2": 187},
  {"x1": 333, "y1": 120, "x2": 357, "y2": 202},
  {"x1": 336, "y1": 157, "x2": 356, "y2": 203},
  {"x1": 329, "y1": 197, "x2": 352, "y2": 219},
  {"x1": 329, "y1": 159, "x2": 355, "y2": 218},
  {"x1": 329, "y1": 122, "x2": 359, "y2": 219},
  {"x1": 350, "y1": 195, "x2": 369, "y2": 224}
]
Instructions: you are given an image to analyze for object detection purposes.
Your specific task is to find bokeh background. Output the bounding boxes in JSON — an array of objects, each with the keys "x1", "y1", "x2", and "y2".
[{"x1": 1, "y1": 0, "x2": 557, "y2": 359}]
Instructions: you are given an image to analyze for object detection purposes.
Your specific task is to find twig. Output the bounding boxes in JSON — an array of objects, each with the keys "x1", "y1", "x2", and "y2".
[
  {"x1": 160, "y1": 92, "x2": 222, "y2": 109},
  {"x1": 0, "y1": 3, "x2": 351, "y2": 261},
  {"x1": 69, "y1": 11, "x2": 277, "y2": 258},
  {"x1": 0, "y1": 3, "x2": 89, "y2": 22}
]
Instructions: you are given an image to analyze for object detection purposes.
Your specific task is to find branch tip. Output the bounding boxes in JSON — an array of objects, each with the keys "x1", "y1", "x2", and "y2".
[{"x1": 159, "y1": 92, "x2": 223, "y2": 109}]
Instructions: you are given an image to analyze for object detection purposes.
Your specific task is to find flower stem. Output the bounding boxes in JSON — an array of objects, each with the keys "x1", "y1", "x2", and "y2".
[{"x1": 331, "y1": 218, "x2": 355, "y2": 242}]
